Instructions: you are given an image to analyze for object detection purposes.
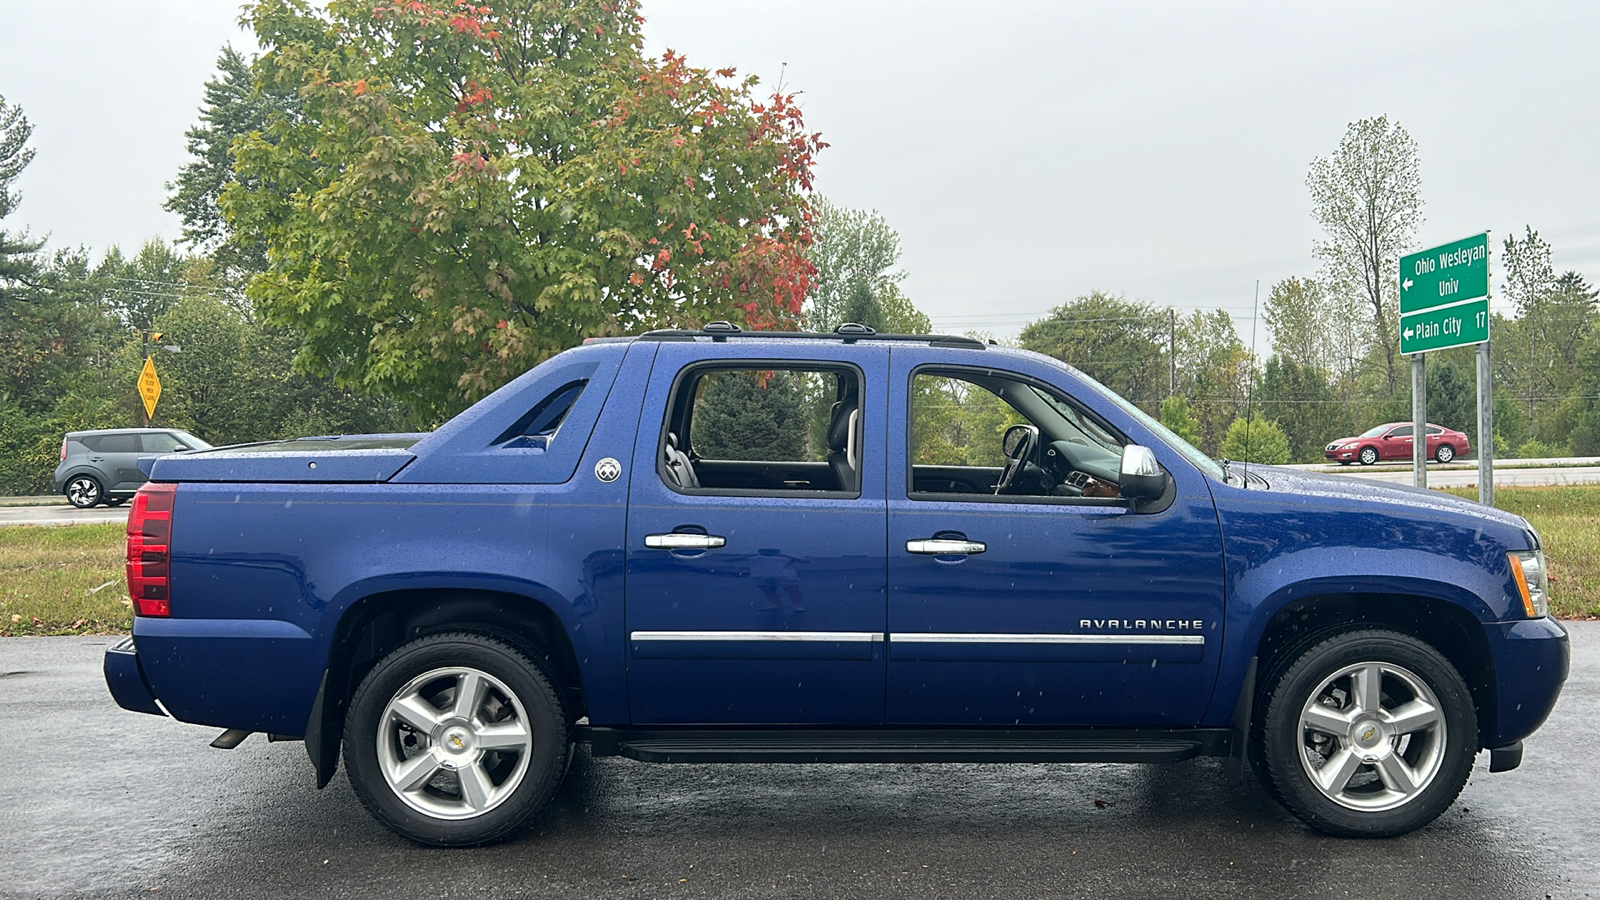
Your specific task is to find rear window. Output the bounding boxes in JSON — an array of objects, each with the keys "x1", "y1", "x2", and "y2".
[{"x1": 493, "y1": 380, "x2": 587, "y2": 450}]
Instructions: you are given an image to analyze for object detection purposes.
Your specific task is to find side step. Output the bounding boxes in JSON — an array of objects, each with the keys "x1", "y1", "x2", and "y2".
[{"x1": 581, "y1": 727, "x2": 1231, "y2": 764}]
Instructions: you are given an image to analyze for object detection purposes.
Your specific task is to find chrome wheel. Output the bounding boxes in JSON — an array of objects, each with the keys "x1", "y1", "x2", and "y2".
[
  {"x1": 1358, "y1": 446, "x2": 1379, "y2": 465},
  {"x1": 1296, "y1": 661, "x2": 1446, "y2": 813},
  {"x1": 376, "y1": 666, "x2": 534, "y2": 820},
  {"x1": 1435, "y1": 444, "x2": 1455, "y2": 463},
  {"x1": 66, "y1": 476, "x2": 101, "y2": 508}
]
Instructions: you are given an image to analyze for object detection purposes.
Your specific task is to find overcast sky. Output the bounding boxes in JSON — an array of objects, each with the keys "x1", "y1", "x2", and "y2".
[{"x1": 2, "y1": 0, "x2": 1597, "y2": 342}]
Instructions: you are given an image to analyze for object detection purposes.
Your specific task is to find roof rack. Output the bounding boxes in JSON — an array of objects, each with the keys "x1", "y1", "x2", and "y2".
[{"x1": 637, "y1": 321, "x2": 986, "y2": 350}]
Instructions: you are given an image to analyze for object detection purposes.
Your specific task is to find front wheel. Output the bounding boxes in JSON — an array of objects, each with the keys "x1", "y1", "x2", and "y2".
[
  {"x1": 1258, "y1": 629, "x2": 1477, "y2": 837},
  {"x1": 65, "y1": 475, "x2": 102, "y2": 508},
  {"x1": 344, "y1": 632, "x2": 569, "y2": 846},
  {"x1": 1358, "y1": 446, "x2": 1379, "y2": 466},
  {"x1": 1435, "y1": 444, "x2": 1455, "y2": 464}
]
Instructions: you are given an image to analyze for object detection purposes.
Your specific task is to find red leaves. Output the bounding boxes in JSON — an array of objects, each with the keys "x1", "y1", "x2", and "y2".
[
  {"x1": 454, "y1": 80, "x2": 492, "y2": 114},
  {"x1": 351, "y1": 79, "x2": 369, "y2": 96}
]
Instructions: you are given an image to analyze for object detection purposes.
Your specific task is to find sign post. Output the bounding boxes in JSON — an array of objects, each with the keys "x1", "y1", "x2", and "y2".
[{"x1": 1398, "y1": 232, "x2": 1492, "y2": 502}]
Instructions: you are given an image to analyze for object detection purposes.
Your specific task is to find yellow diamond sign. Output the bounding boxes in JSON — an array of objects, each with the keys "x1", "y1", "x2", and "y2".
[{"x1": 138, "y1": 356, "x2": 162, "y2": 419}]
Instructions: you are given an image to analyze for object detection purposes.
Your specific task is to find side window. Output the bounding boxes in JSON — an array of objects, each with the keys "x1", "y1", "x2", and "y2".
[
  {"x1": 908, "y1": 369, "x2": 1127, "y2": 500},
  {"x1": 98, "y1": 434, "x2": 140, "y2": 453},
  {"x1": 1426, "y1": 426, "x2": 1444, "y2": 435},
  {"x1": 76, "y1": 436, "x2": 101, "y2": 453},
  {"x1": 663, "y1": 365, "x2": 859, "y2": 494},
  {"x1": 493, "y1": 380, "x2": 587, "y2": 450},
  {"x1": 143, "y1": 433, "x2": 190, "y2": 453},
  {"x1": 1390, "y1": 426, "x2": 1414, "y2": 438}
]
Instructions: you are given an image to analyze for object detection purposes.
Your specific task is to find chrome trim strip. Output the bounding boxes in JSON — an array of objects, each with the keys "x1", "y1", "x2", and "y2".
[
  {"x1": 890, "y1": 632, "x2": 1205, "y2": 646},
  {"x1": 630, "y1": 631, "x2": 883, "y2": 643}
]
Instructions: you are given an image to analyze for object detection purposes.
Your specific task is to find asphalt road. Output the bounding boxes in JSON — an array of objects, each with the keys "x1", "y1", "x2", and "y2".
[{"x1": 1, "y1": 626, "x2": 1594, "y2": 899}]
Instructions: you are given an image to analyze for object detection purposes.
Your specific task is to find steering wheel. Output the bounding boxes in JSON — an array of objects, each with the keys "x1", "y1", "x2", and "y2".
[{"x1": 994, "y1": 424, "x2": 1040, "y2": 495}]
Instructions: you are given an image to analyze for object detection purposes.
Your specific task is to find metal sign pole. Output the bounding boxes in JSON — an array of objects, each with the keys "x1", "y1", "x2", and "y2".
[
  {"x1": 1478, "y1": 340, "x2": 1493, "y2": 506},
  {"x1": 1413, "y1": 355, "x2": 1427, "y2": 488}
]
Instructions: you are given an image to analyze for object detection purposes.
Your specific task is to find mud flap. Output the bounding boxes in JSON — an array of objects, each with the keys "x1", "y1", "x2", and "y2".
[
  {"x1": 303, "y1": 671, "x2": 339, "y2": 789},
  {"x1": 1224, "y1": 657, "x2": 1257, "y2": 783}
]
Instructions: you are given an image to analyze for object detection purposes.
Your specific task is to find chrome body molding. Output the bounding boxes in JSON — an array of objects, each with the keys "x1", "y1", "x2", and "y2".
[
  {"x1": 890, "y1": 632, "x2": 1205, "y2": 646},
  {"x1": 631, "y1": 631, "x2": 884, "y2": 643}
]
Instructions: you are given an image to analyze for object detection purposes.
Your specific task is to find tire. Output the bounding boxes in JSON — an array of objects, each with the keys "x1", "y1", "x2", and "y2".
[
  {"x1": 1358, "y1": 446, "x2": 1379, "y2": 466},
  {"x1": 343, "y1": 632, "x2": 569, "y2": 846},
  {"x1": 1434, "y1": 444, "x2": 1455, "y2": 464},
  {"x1": 65, "y1": 475, "x2": 102, "y2": 509},
  {"x1": 104, "y1": 497, "x2": 126, "y2": 507},
  {"x1": 1258, "y1": 629, "x2": 1476, "y2": 838}
]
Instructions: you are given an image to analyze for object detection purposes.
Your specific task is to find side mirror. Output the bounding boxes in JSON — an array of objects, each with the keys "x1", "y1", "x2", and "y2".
[{"x1": 1119, "y1": 444, "x2": 1169, "y2": 502}]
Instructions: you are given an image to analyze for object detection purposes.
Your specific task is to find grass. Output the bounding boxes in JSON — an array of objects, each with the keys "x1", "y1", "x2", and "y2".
[
  {"x1": 0, "y1": 485, "x2": 1596, "y2": 636},
  {"x1": 1442, "y1": 486, "x2": 1600, "y2": 619},
  {"x1": 0, "y1": 523, "x2": 130, "y2": 636}
]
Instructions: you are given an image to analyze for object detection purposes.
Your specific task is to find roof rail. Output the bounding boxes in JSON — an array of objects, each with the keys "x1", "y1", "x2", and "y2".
[{"x1": 637, "y1": 321, "x2": 986, "y2": 350}]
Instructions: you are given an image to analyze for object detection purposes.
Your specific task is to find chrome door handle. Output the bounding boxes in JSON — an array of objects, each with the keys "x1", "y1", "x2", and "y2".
[
  {"x1": 906, "y1": 539, "x2": 987, "y2": 555},
  {"x1": 645, "y1": 533, "x2": 727, "y2": 550}
]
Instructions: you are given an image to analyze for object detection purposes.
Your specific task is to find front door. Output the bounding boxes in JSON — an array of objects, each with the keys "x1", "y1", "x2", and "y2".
[
  {"x1": 885, "y1": 355, "x2": 1226, "y2": 726},
  {"x1": 624, "y1": 343, "x2": 889, "y2": 724}
]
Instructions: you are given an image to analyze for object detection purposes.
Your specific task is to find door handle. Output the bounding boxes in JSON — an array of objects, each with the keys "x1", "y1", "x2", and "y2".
[
  {"x1": 645, "y1": 533, "x2": 727, "y2": 550},
  {"x1": 90, "y1": 457, "x2": 103, "y2": 462},
  {"x1": 906, "y1": 538, "x2": 987, "y2": 555}
]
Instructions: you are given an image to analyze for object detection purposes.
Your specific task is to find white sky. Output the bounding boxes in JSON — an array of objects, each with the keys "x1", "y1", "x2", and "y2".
[{"x1": 3, "y1": 0, "x2": 1597, "y2": 342}]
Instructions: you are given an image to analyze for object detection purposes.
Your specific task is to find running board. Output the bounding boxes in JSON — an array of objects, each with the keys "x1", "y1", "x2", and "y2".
[{"x1": 580, "y1": 727, "x2": 1232, "y2": 764}]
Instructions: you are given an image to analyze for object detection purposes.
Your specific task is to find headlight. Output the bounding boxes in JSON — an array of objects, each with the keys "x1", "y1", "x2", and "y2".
[{"x1": 1509, "y1": 550, "x2": 1549, "y2": 618}]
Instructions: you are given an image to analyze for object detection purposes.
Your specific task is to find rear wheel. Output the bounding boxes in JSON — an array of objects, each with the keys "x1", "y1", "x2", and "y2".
[
  {"x1": 1258, "y1": 629, "x2": 1476, "y2": 837},
  {"x1": 344, "y1": 632, "x2": 569, "y2": 846},
  {"x1": 1434, "y1": 444, "x2": 1455, "y2": 464},
  {"x1": 65, "y1": 475, "x2": 102, "y2": 509}
]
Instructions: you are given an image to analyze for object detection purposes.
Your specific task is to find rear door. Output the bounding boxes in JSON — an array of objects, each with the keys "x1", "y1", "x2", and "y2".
[
  {"x1": 1383, "y1": 425, "x2": 1414, "y2": 460},
  {"x1": 624, "y1": 341, "x2": 889, "y2": 724},
  {"x1": 94, "y1": 433, "x2": 146, "y2": 490}
]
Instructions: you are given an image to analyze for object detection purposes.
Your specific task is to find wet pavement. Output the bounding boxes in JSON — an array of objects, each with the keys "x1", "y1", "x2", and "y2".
[{"x1": 2, "y1": 625, "x2": 1595, "y2": 899}]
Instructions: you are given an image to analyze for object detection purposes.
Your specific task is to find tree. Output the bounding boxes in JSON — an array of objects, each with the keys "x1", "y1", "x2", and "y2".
[
  {"x1": 690, "y1": 370, "x2": 810, "y2": 462},
  {"x1": 1307, "y1": 116, "x2": 1423, "y2": 394},
  {"x1": 1018, "y1": 292, "x2": 1167, "y2": 408},
  {"x1": 805, "y1": 198, "x2": 926, "y2": 333},
  {"x1": 1255, "y1": 356, "x2": 1341, "y2": 463},
  {"x1": 228, "y1": 0, "x2": 825, "y2": 423},
  {"x1": 1219, "y1": 415, "x2": 1290, "y2": 465},
  {"x1": 1159, "y1": 395, "x2": 1198, "y2": 446},
  {"x1": 166, "y1": 46, "x2": 285, "y2": 281},
  {"x1": 0, "y1": 92, "x2": 42, "y2": 288}
]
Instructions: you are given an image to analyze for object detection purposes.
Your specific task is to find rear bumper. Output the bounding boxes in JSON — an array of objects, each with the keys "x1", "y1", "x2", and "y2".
[
  {"x1": 103, "y1": 637, "x2": 164, "y2": 717},
  {"x1": 1488, "y1": 616, "x2": 1569, "y2": 747}
]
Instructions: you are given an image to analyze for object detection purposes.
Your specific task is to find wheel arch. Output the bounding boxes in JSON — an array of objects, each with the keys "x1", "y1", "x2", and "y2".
[
  {"x1": 304, "y1": 586, "x2": 586, "y2": 788},
  {"x1": 1250, "y1": 592, "x2": 1497, "y2": 749}
]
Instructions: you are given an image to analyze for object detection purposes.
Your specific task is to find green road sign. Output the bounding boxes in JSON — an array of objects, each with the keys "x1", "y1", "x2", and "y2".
[
  {"x1": 1399, "y1": 232, "x2": 1489, "y2": 315},
  {"x1": 1400, "y1": 297, "x2": 1489, "y2": 354}
]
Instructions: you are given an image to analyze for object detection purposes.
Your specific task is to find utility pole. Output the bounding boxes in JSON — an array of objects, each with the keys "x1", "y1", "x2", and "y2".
[{"x1": 1168, "y1": 308, "x2": 1176, "y2": 398}]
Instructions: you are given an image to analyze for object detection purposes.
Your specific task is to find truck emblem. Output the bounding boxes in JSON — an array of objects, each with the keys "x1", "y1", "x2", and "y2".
[{"x1": 595, "y1": 457, "x2": 622, "y2": 483}]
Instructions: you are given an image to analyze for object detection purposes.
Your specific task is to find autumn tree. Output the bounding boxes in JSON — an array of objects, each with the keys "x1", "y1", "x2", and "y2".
[
  {"x1": 228, "y1": 0, "x2": 825, "y2": 422},
  {"x1": 1307, "y1": 116, "x2": 1423, "y2": 394}
]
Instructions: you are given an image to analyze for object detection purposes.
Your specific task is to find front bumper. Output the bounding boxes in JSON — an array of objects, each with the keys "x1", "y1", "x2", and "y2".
[
  {"x1": 1487, "y1": 616, "x2": 1569, "y2": 747},
  {"x1": 104, "y1": 637, "x2": 164, "y2": 717}
]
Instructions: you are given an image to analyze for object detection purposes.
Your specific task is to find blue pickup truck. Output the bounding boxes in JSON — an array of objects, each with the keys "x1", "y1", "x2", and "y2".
[{"x1": 106, "y1": 324, "x2": 1568, "y2": 846}]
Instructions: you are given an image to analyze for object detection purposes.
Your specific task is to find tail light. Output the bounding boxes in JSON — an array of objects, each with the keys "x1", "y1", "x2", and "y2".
[
  {"x1": 126, "y1": 482, "x2": 177, "y2": 617},
  {"x1": 60, "y1": 438, "x2": 67, "y2": 460}
]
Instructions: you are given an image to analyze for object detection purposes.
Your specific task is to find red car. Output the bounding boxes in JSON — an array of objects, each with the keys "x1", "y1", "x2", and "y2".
[{"x1": 1324, "y1": 422, "x2": 1470, "y2": 465}]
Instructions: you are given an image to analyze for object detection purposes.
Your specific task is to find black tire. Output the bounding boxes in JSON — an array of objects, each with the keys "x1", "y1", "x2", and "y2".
[
  {"x1": 1434, "y1": 444, "x2": 1455, "y2": 464},
  {"x1": 65, "y1": 475, "x2": 102, "y2": 509},
  {"x1": 1358, "y1": 446, "x2": 1379, "y2": 466},
  {"x1": 1258, "y1": 629, "x2": 1476, "y2": 838},
  {"x1": 343, "y1": 632, "x2": 569, "y2": 846}
]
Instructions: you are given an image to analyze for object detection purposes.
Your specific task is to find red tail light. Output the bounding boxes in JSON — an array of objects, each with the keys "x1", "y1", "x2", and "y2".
[
  {"x1": 60, "y1": 438, "x2": 67, "y2": 460},
  {"x1": 126, "y1": 482, "x2": 177, "y2": 617}
]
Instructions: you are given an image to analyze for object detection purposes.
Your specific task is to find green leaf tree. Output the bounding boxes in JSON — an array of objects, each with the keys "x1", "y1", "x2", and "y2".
[
  {"x1": 1018, "y1": 291, "x2": 1167, "y2": 409},
  {"x1": 228, "y1": 0, "x2": 825, "y2": 423},
  {"x1": 1219, "y1": 414, "x2": 1290, "y2": 465},
  {"x1": 1255, "y1": 356, "x2": 1342, "y2": 463},
  {"x1": 805, "y1": 198, "x2": 927, "y2": 333},
  {"x1": 0, "y1": 91, "x2": 42, "y2": 288},
  {"x1": 1159, "y1": 395, "x2": 1198, "y2": 446},
  {"x1": 1307, "y1": 116, "x2": 1423, "y2": 395}
]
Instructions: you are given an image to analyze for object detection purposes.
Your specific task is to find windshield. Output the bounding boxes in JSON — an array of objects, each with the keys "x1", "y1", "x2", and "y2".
[
  {"x1": 1359, "y1": 425, "x2": 1389, "y2": 438},
  {"x1": 175, "y1": 431, "x2": 213, "y2": 450}
]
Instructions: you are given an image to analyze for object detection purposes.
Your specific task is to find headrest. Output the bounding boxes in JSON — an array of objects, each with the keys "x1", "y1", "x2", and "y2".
[{"x1": 828, "y1": 401, "x2": 851, "y2": 451}]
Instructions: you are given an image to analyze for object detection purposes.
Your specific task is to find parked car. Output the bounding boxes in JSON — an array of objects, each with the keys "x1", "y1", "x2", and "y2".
[
  {"x1": 1324, "y1": 423, "x2": 1470, "y2": 466},
  {"x1": 53, "y1": 427, "x2": 211, "y2": 508},
  {"x1": 105, "y1": 325, "x2": 1565, "y2": 846}
]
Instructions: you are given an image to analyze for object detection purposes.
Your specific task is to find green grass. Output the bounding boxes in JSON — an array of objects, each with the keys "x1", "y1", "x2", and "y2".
[
  {"x1": 0, "y1": 486, "x2": 1596, "y2": 636},
  {"x1": 0, "y1": 523, "x2": 130, "y2": 636},
  {"x1": 1442, "y1": 486, "x2": 1600, "y2": 619}
]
